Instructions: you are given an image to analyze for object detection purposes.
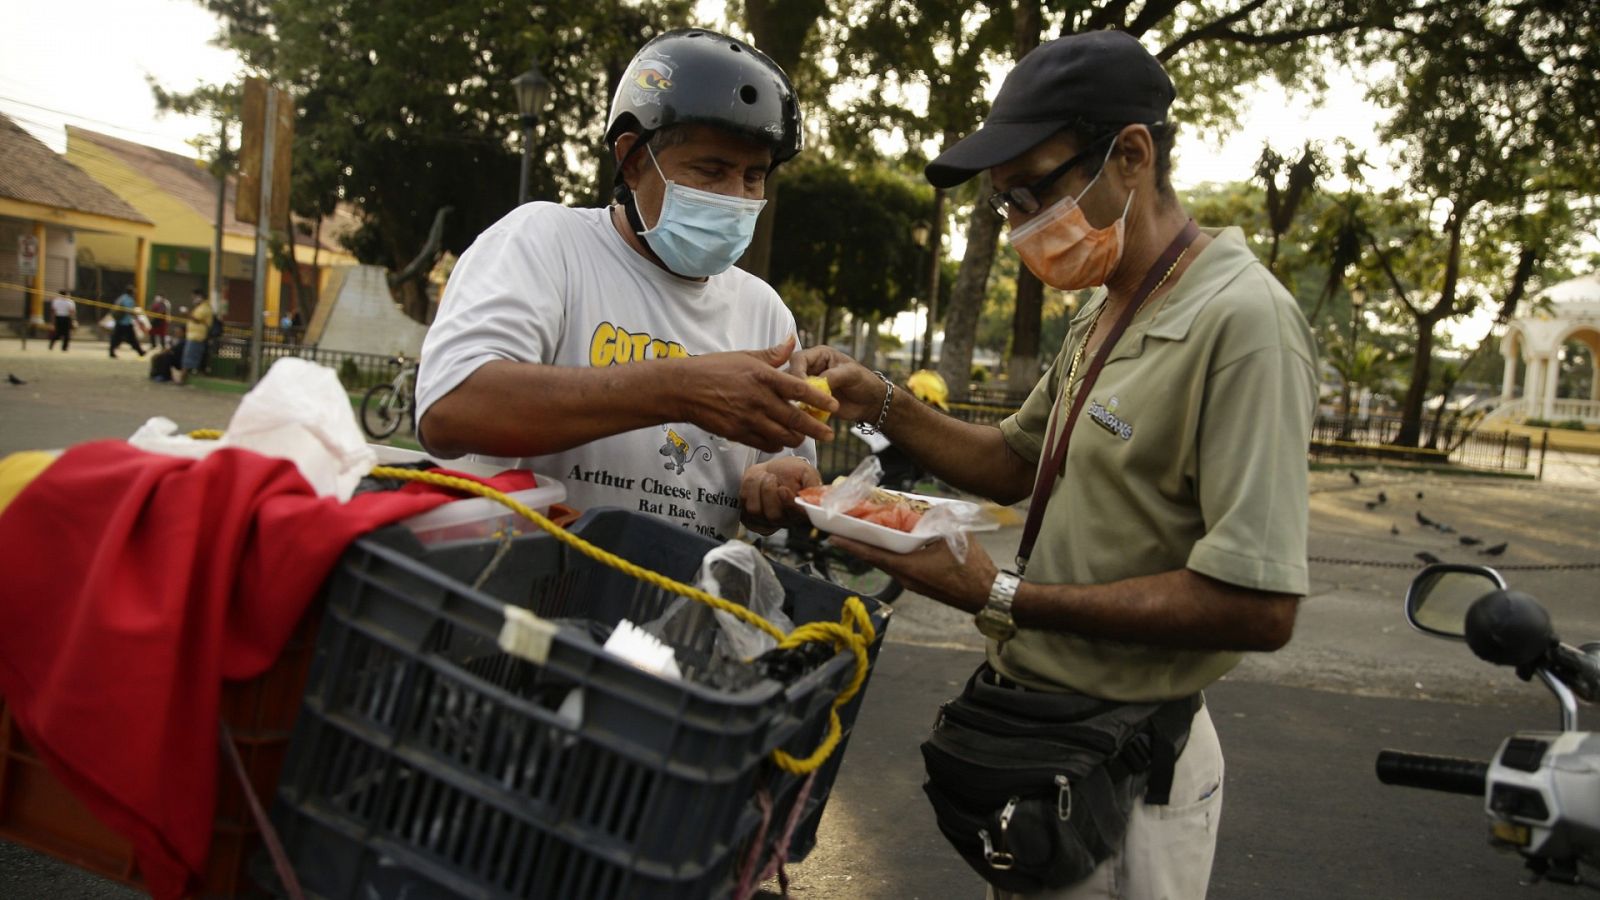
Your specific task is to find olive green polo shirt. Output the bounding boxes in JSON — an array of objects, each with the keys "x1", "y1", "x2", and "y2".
[{"x1": 995, "y1": 226, "x2": 1318, "y2": 702}]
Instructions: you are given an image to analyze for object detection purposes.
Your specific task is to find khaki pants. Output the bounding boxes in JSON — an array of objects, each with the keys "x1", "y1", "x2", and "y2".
[{"x1": 987, "y1": 705, "x2": 1224, "y2": 900}]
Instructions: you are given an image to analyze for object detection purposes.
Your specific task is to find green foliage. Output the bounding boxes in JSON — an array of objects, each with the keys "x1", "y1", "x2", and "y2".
[
  {"x1": 337, "y1": 357, "x2": 361, "y2": 390},
  {"x1": 1555, "y1": 419, "x2": 1589, "y2": 432},
  {"x1": 769, "y1": 159, "x2": 932, "y2": 321},
  {"x1": 1525, "y1": 417, "x2": 1551, "y2": 428},
  {"x1": 191, "y1": 0, "x2": 692, "y2": 268}
]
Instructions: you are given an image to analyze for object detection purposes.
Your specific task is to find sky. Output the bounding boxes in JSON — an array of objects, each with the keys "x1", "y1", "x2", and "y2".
[{"x1": 1, "y1": 0, "x2": 241, "y2": 156}]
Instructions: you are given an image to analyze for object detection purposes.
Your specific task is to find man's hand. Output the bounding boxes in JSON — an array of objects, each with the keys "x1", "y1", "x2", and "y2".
[
  {"x1": 828, "y1": 533, "x2": 999, "y2": 614},
  {"x1": 795, "y1": 345, "x2": 890, "y2": 423},
  {"x1": 740, "y1": 456, "x2": 821, "y2": 534},
  {"x1": 672, "y1": 337, "x2": 838, "y2": 453}
]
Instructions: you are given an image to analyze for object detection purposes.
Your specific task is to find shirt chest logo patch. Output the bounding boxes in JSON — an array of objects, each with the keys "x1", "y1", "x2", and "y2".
[{"x1": 1086, "y1": 396, "x2": 1134, "y2": 441}]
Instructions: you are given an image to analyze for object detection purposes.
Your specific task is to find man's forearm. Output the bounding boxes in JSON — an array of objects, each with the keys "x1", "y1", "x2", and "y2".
[
  {"x1": 1010, "y1": 567, "x2": 1299, "y2": 652},
  {"x1": 420, "y1": 359, "x2": 676, "y2": 458},
  {"x1": 878, "y1": 391, "x2": 1035, "y2": 504}
]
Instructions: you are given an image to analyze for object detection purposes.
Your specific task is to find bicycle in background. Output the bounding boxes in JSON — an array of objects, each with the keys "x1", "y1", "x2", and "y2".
[{"x1": 360, "y1": 355, "x2": 417, "y2": 440}]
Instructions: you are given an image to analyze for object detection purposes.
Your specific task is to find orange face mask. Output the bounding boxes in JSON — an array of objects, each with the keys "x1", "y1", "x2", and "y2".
[{"x1": 1007, "y1": 151, "x2": 1133, "y2": 292}]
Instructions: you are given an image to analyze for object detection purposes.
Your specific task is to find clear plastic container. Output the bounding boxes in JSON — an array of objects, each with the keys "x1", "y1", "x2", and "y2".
[{"x1": 398, "y1": 478, "x2": 566, "y2": 544}]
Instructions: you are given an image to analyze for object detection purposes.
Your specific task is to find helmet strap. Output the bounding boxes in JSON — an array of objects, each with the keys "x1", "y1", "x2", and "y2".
[{"x1": 611, "y1": 131, "x2": 653, "y2": 237}]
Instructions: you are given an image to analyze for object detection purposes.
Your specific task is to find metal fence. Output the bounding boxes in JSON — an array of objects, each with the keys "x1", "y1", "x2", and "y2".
[
  {"x1": 1309, "y1": 414, "x2": 1530, "y2": 472},
  {"x1": 209, "y1": 338, "x2": 401, "y2": 390}
]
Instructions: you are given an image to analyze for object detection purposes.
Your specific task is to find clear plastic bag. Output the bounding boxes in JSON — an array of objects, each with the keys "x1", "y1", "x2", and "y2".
[{"x1": 818, "y1": 456, "x2": 991, "y2": 562}]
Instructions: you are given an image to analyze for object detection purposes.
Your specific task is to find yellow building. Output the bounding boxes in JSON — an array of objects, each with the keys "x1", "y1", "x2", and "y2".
[
  {"x1": 66, "y1": 126, "x2": 359, "y2": 325},
  {"x1": 0, "y1": 115, "x2": 153, "y2": 327}
]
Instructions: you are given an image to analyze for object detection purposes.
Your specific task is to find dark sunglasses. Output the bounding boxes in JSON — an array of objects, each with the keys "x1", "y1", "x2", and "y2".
[{"x1": 986, "y1": 132, "x2": 1117, "y2": 219}]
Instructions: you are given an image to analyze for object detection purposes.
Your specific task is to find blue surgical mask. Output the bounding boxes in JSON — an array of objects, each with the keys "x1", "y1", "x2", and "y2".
[{"x1": 640, "y1": 146, "x2": 766, "y2": 278}]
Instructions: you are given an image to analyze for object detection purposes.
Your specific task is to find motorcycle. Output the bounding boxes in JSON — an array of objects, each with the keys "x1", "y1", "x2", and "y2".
[{"x1": 1377, "y1": 563, "x2": 1600, "y2": 887}]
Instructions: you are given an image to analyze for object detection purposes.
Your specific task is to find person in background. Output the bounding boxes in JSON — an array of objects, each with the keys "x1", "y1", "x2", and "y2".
[
  {"x1": 47, "y1": 292, "x2": 77, "y2": 352},
  {"x1": 148, "y1": 294, "x2": 172, "y2": 350},
  {"x1": 109, "y1": 286, "x2": 146, "y2": 359},
  {"x1": 176, "y1": 291, "x2": 214, "y2": 386}
]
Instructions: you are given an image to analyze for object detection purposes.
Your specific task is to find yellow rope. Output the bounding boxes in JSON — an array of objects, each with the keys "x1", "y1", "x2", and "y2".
[{"x1": 184, "y1": 429, "x2": 874, "y2": 774}]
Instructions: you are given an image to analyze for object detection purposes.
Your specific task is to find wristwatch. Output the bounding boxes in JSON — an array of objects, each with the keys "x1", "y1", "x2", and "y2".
[{"x1": 974, "y1": 570, "x2": 1022, "y2": 643}]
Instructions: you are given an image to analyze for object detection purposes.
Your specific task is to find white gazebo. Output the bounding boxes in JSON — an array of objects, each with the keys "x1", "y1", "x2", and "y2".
[{"x1": 1490, "y1": 274, "x2": 1600, "y2": 425}]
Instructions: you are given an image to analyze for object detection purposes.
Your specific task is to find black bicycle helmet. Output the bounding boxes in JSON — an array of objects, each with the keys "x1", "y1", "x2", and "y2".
[{"x1": 605, "y1": 28, "x2": 802, "y2": 167}]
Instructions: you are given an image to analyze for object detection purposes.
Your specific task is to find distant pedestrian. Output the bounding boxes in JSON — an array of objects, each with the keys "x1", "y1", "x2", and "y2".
[
  {"x1": 109, "y1": 286, "x2": 146, "y2": 359},
  {"x1": 48, "y1": 292, "x2": 77, "y2": 352},
  {"x1": 148, "y1": 294, "x2": 172, "y2": 349},
  {"x1": 177, "y1": 292, "x2": 214, "y2": 385},
  {"x1": 289, "y1": 308, "x2": 304, "y2": 345}
]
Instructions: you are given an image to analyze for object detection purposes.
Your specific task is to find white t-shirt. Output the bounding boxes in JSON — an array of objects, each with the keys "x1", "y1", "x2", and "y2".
[
  {"x1": 50, "y1": 296, "x2": 76, "y2": 318},
  {"x1": 417, "y1": 202, "x2": 812, "y2": 540}
]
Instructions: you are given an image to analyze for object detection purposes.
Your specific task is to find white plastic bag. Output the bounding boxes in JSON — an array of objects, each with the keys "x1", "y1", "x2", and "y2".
[
  {"x1": 220, "y1": 358, "x2": 376, "y2": 500},
  {"x1": 129, "y1": 360, "x2": 375, "y2": 500}
]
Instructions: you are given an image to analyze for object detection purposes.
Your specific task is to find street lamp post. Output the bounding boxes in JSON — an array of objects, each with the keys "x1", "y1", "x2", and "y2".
[
  {"x1": 1343, "y1": 284, "x2": 1367, "y2": 439},
  {"x1": 512, "y1": 61, "x2": 552, "y2": 206},
  {"x1": 910, "y1": 221, "x2": 930, "y2": 374}
]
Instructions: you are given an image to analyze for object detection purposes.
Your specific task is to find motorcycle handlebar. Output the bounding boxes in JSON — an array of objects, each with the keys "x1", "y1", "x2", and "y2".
[{"x1": 1375, "y1": 750, "x2": 1489, "y2": 796}]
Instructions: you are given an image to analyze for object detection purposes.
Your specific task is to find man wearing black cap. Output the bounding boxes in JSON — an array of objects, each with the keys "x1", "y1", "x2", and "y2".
[{"x1": 798, "y1": 30, "x2": 1317, "y2": 899}]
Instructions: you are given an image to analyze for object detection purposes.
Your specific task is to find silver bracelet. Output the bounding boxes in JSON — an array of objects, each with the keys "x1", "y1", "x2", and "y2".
[{"x1": 858, "y1": 370, "x2": 893, "y2": 435}]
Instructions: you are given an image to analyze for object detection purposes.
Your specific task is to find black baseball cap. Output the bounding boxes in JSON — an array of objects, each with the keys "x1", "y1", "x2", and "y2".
[{"x1": 925, "y1": 30, "x2": 1174, "y2": 188}]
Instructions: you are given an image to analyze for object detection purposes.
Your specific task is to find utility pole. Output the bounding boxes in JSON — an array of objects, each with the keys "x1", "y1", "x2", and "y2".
[
  {"x1": 248, "y1": 90, "x2": 276, "y2": 386},
  {"x1": 211, "y1": 118, "x2": 228, "y2": 316}
]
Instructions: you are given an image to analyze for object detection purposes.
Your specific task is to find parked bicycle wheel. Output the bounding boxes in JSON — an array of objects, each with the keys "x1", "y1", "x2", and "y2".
[
  {"x1": 816, "y1": 545, "x2": 903, "y2": 603},
  {"x1": 360, "y1": 383, "x2": 405, "y2": 439}
]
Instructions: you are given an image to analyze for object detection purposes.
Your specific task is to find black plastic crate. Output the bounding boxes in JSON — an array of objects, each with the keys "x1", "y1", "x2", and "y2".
[{"x1": 271, "y1": 508, "x2": 890, "y2": 899}]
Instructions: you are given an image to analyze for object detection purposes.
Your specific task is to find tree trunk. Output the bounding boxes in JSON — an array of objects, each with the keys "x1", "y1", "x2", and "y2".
[
  {"x1": 594, "y1": 56, "x2": 627, "y2": 207},
  {"x1": 1395, "y1": 206, "x2": 1467, "y2": 447},
  {"x1": 1396, "y1": 316, "x2": 1438, "y2": 447},
  {"x1": 738, "y1": 187, "x2": 777, "y2": 280},
  {"x1": 741, "y1": 0, "x2": 825, "y2": 281},
  {"x1": 919, "y1": 188, "x2": 944, "y2": 370},
  {"x1": 1001, "y1": 0, "x2": 1046, "y2": 399},
  {"x1": 938, "y1": 171, "x2": 1002, "y2": 402},
  {"x1": 1008, "y1": 269, "x2": 1044, "y2": 397}
]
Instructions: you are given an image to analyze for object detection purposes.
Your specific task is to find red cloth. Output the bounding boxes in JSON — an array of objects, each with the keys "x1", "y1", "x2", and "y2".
[{"x1": 0, "y1": 441, "x2": 535, "y2": 899}]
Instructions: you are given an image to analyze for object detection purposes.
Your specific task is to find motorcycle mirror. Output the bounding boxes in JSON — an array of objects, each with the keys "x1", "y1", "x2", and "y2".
[{"x1": 1404, "y1": 564, "x2": 1507, "y2": 640}]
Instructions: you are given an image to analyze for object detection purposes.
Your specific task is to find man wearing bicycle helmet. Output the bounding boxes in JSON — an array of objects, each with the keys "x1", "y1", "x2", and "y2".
[{"x1": 418, "y1": 28, "x2": 833, "y2": 540}]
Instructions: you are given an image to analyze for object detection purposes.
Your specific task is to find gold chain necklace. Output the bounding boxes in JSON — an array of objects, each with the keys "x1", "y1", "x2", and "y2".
[{"x1": 1060, "y1": 245, "x2": 1190, "y2": 404}]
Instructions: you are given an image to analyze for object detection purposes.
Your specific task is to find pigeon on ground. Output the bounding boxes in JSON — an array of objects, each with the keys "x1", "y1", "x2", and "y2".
[
  {"x1": 1377, "y1": 491, "x2": 1388, "y2": 504},
  {"x1": 1416, "y1": 491, "x2": 1425, "y2": 499},
  {"x1": 1349, "y1": 471, "x2": 1362, "y2": 485},
  {"x1": 6, "y1": 373, "x2": 23, "y2": 385},
  {"x1": 1459, "y1": 536, "x2": 1482, "y2": 546},
  {"x1": 1416, "y1": 511, "x2": 1435, "y2": 527},
  {"x1": 1365, "y1": 501, "x2": 1379, "y2": 510},
  {"x1": 1415, "y1": 551, "x2": 1442, "y2": 565},
  {"x1": 1480, "y1": 542, "x2": 1508, "y2": 556},
  {"x1": 1435, "y1": 522, "x2": 1456, "y2": 534},
  {"x1": 1390, "y1": 524, "x2": 1401, "y2": 536}
]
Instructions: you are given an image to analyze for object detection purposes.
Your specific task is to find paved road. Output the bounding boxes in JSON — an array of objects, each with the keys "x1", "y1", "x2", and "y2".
[{"x1": 2, "y1": 339, "x2": 1598, "y2": 898}]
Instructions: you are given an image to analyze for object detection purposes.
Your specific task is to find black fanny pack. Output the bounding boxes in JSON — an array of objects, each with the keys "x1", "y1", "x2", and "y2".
[{"x1": 920, "y1": 663, "x2": 1199, "y2": 894}]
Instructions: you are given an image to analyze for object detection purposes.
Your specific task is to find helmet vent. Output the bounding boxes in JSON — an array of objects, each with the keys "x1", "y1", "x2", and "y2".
[
  {"x1": 740, "y1": 85, "x2": 759, "y2": 104},
  {"x1": 729, "y1": 44, "x2": 742, "y2": 53}
]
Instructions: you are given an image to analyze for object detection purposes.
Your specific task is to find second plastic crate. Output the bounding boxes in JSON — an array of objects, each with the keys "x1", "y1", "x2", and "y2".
[{"x1": 271, "y1": 508, "x2": 889, "y2": 900}]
